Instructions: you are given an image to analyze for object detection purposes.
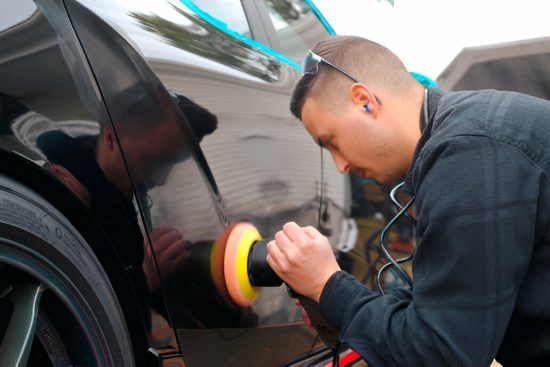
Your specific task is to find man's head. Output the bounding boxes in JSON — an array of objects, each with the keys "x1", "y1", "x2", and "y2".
[
  {"x1": 290, "y1": 36, "x2": 425, "y2": 184},
  {"x1": 97, "y1": 86, "x2": 218, "y2": 196}
]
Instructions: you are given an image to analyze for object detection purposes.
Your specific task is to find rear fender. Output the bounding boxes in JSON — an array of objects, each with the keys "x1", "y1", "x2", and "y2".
[{"x1": 0, "y1": 149, "x2": 149, "y2": 366}]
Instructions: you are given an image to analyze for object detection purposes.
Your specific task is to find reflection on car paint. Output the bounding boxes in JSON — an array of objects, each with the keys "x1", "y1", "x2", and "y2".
[
  {"x1": 0, "y1": 0, "x2": 354, "y2": 365},
  {"x1": 177, "y1": 0, "x2": 301, "y2": 70}
]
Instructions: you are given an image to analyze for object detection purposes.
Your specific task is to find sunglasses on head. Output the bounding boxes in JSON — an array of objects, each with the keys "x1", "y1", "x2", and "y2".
[
  {"x1": 303, "y1": 50, "x2": 381, "y2": 105},
  {"x1": 303, "y1": 50, "x2": 359, "y2": 83}
]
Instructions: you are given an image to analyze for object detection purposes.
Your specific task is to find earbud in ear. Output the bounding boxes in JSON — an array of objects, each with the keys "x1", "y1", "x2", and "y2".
[{"x1": 363, "y1": 105, "x2": 370, "y2": 113}]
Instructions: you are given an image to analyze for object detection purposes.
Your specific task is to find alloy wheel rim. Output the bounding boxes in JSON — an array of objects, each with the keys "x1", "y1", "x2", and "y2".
[{"x1": 0, "y1": 238, "x2": 114, "y2": 366}]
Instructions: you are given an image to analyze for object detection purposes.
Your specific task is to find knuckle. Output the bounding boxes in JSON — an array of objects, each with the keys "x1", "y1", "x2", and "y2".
[
  {"x1": 301, "y1": 238, "x2": 313, "y2": 250},
  {"x1": 286, "y1": 250, "x2": 298, "y2": 266}
]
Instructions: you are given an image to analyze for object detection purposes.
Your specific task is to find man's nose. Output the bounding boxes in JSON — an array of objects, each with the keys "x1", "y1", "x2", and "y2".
[{"x1": 331, "y1": 151, "x2": 350, "y2": 174}]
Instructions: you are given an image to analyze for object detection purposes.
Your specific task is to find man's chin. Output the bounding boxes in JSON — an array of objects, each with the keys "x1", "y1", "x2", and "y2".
[
  {"x1": 349, "y1": 168, "x2": 404, "y2": 187},
  {"x1": 351, "y1": 168, "x2": 375, "y2": 180},
  {"x1": 357, "y1": 171, "x2": 393, "y2": 186}
]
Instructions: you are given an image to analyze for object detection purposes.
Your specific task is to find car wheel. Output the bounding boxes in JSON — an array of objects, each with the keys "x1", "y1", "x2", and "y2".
[{"x1": 0, "y1": 174, "x2": 135, "y2": 366}]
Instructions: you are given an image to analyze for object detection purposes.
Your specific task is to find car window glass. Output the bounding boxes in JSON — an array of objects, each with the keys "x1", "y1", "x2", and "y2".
[
  {"x1": 190, "y1": 0, "x2": 252, "y2": 37},
  {"x1": 261, "y1": 0, "x2": 330, "y2": 65}
]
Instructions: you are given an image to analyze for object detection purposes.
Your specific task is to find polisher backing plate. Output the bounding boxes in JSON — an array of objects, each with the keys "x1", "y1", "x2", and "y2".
[{"x1": 224, "y1": 222, "x2": 261, "y2": 306}]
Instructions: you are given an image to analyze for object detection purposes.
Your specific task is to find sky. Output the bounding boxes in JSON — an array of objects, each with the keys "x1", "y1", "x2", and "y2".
[{"x1": 313, "y1": 0, "x2": 550, "y2": 80}]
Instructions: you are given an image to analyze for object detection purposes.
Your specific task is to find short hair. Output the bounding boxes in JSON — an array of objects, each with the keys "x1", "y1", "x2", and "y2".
[
  {"x1": 109, "y1": 83, "x2": 174, "y2": 135},
  {"x1": 108, "y1": 86, "x2": 217, "y2": 142},
  {"x1": 169, "y1": 92, "x2": 217, "y2": 142},
  {"x1": 290, "y1": 36, "x2": 417, "y2": 119}
]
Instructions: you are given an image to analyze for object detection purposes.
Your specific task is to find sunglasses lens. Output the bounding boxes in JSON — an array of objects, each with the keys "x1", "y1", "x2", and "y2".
[{"x1": 303, "y1": 53, "x2": 320, "y2": 75}]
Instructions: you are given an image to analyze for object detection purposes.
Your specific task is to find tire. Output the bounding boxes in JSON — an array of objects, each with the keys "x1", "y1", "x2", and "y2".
[{"x1": 0, "y1": 174, "x2": 135, "y2": 366}]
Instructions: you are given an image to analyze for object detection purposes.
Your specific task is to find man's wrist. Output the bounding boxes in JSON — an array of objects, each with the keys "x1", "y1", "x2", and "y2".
[
  {"x1": 318, "y1": 270, "x2": 360, "y2": 330},
  {"x1": 313, "y1": 269, "x2": 341, "y2": 302}
]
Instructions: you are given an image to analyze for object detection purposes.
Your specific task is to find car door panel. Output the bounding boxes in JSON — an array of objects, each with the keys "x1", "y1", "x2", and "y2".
[{"x1": 66, "y1": 0, "x2": 326, "y2": 364}]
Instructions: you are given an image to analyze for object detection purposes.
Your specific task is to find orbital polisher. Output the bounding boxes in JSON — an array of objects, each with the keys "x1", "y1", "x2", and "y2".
[{"x1": 188, "y1": 222, "x2": 340, "y2": 349}]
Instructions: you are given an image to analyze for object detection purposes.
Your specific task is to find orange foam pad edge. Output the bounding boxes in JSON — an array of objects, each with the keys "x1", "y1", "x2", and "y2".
[{"x1": 211, "y1": 223, "x2": 236, "y2": 305}]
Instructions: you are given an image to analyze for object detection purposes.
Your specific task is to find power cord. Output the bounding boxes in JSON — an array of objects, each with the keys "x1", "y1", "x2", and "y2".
[
  {"x1": 332, "y1": 341, "x2": 341, "y2": 367},
  {"x1": 377, "y1": 182, "x2": 416, "y2": 294}
]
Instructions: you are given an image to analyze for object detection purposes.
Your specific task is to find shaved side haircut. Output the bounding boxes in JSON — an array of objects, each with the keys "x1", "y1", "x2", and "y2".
[{"x1": 290, "y1": 36, "x2": 418, "y2": 120}]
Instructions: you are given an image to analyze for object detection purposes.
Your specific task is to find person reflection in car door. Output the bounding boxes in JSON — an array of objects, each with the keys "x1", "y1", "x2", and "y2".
[
  {"x1": 148, "y1": 93, "x2": 258, "y2": 329},
  {"x1": 37, "y1": 86, "x2": 256, "y2": 331},
  {"x1": 35, "y1": 86, "x2": 190, "y2": 306},
  {"x1": 140, "y1": 92, "x2": 219, "y2": 292},
  {"x1": 37, "y1": 121, "x2": 154, "y2": 333}
]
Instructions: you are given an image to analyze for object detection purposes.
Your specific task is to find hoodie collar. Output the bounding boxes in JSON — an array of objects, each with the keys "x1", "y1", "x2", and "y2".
[{"x1": 403, "y1": 87, "x2": 446, "y2": 195}]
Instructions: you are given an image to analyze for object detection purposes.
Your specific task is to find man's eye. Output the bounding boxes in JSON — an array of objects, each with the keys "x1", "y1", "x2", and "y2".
[{"x1": 325, "y1": 140, "x2": 337, "y2": 151}]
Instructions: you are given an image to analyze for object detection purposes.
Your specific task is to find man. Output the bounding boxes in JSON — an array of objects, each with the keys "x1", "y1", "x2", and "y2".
[{"x1": 266, "y1": 35, "x2": 550, "y2": 366}]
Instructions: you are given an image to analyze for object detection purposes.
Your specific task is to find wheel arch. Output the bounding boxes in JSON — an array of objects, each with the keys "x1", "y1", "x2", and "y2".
[{"x1": 0, "y1": 148, "x2": 149, "y2": 366}]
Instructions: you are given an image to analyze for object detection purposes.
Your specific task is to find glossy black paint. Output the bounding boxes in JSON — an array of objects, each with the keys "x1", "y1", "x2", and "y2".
[
  {"x1": 0, "y1": 0, "x2": 343, "y2": 365},
  {"x1": 0, "y1": 0, "x2": 151, "y2": 363}
]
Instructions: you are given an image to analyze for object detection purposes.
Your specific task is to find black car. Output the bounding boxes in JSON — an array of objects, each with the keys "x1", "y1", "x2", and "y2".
[{"x1": 0, "y1": 0, "x2": 374, "y2": 366}]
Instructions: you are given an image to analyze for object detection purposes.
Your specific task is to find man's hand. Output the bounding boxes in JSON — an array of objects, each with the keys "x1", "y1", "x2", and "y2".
[
  {"x1": 143, "y1": 224, "x2": 190, "y2": 291},
  {"x1": 266, "y1": 222, "x2": 340, "y2": 302}
]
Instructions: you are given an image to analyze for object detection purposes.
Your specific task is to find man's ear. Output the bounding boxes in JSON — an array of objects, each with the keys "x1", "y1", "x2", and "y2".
[{"x1": 350, "y1": 83, "x2": 379, "y2": 116}]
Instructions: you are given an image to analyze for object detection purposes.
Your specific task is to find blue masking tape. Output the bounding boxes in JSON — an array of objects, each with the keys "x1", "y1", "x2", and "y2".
[
  {"x1": 304, "y1": 0, "x2": 337, "y2": 35},
  {"x1": 178, "y1": 0, "x2": 301, "y2": 70},
  {"x1": 409, "y1": 71, "x2": 437, "y2": 88}
]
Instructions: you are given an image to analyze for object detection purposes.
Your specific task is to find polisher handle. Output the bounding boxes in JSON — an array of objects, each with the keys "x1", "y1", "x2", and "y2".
[
  {"x1": 295, "y1": 293, "x2": 341, "y2": 350},
  {"x1": 246, "y1": 239, "x2": 341, "y2": 349},
  {"x1": 248, "y1": 240, "x2": 283, "y2": 287}
]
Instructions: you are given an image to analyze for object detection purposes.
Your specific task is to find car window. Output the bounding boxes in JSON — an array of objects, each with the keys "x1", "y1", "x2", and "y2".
[
  {"x1": 261, "y1": 0, "x2": 330, "y2": 65},
  {"x1": 189, "y1": 0, "x2": 252, "y2": 37}
]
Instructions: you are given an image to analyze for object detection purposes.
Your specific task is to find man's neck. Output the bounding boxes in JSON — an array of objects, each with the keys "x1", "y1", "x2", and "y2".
[{"x1": 398, "y1": 84, "x2": 425, "y2": 163}]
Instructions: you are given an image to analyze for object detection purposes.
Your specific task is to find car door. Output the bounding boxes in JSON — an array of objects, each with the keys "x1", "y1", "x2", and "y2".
[{"x1": 64, "y1": 0, "x2": 335, "y2": 365}]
